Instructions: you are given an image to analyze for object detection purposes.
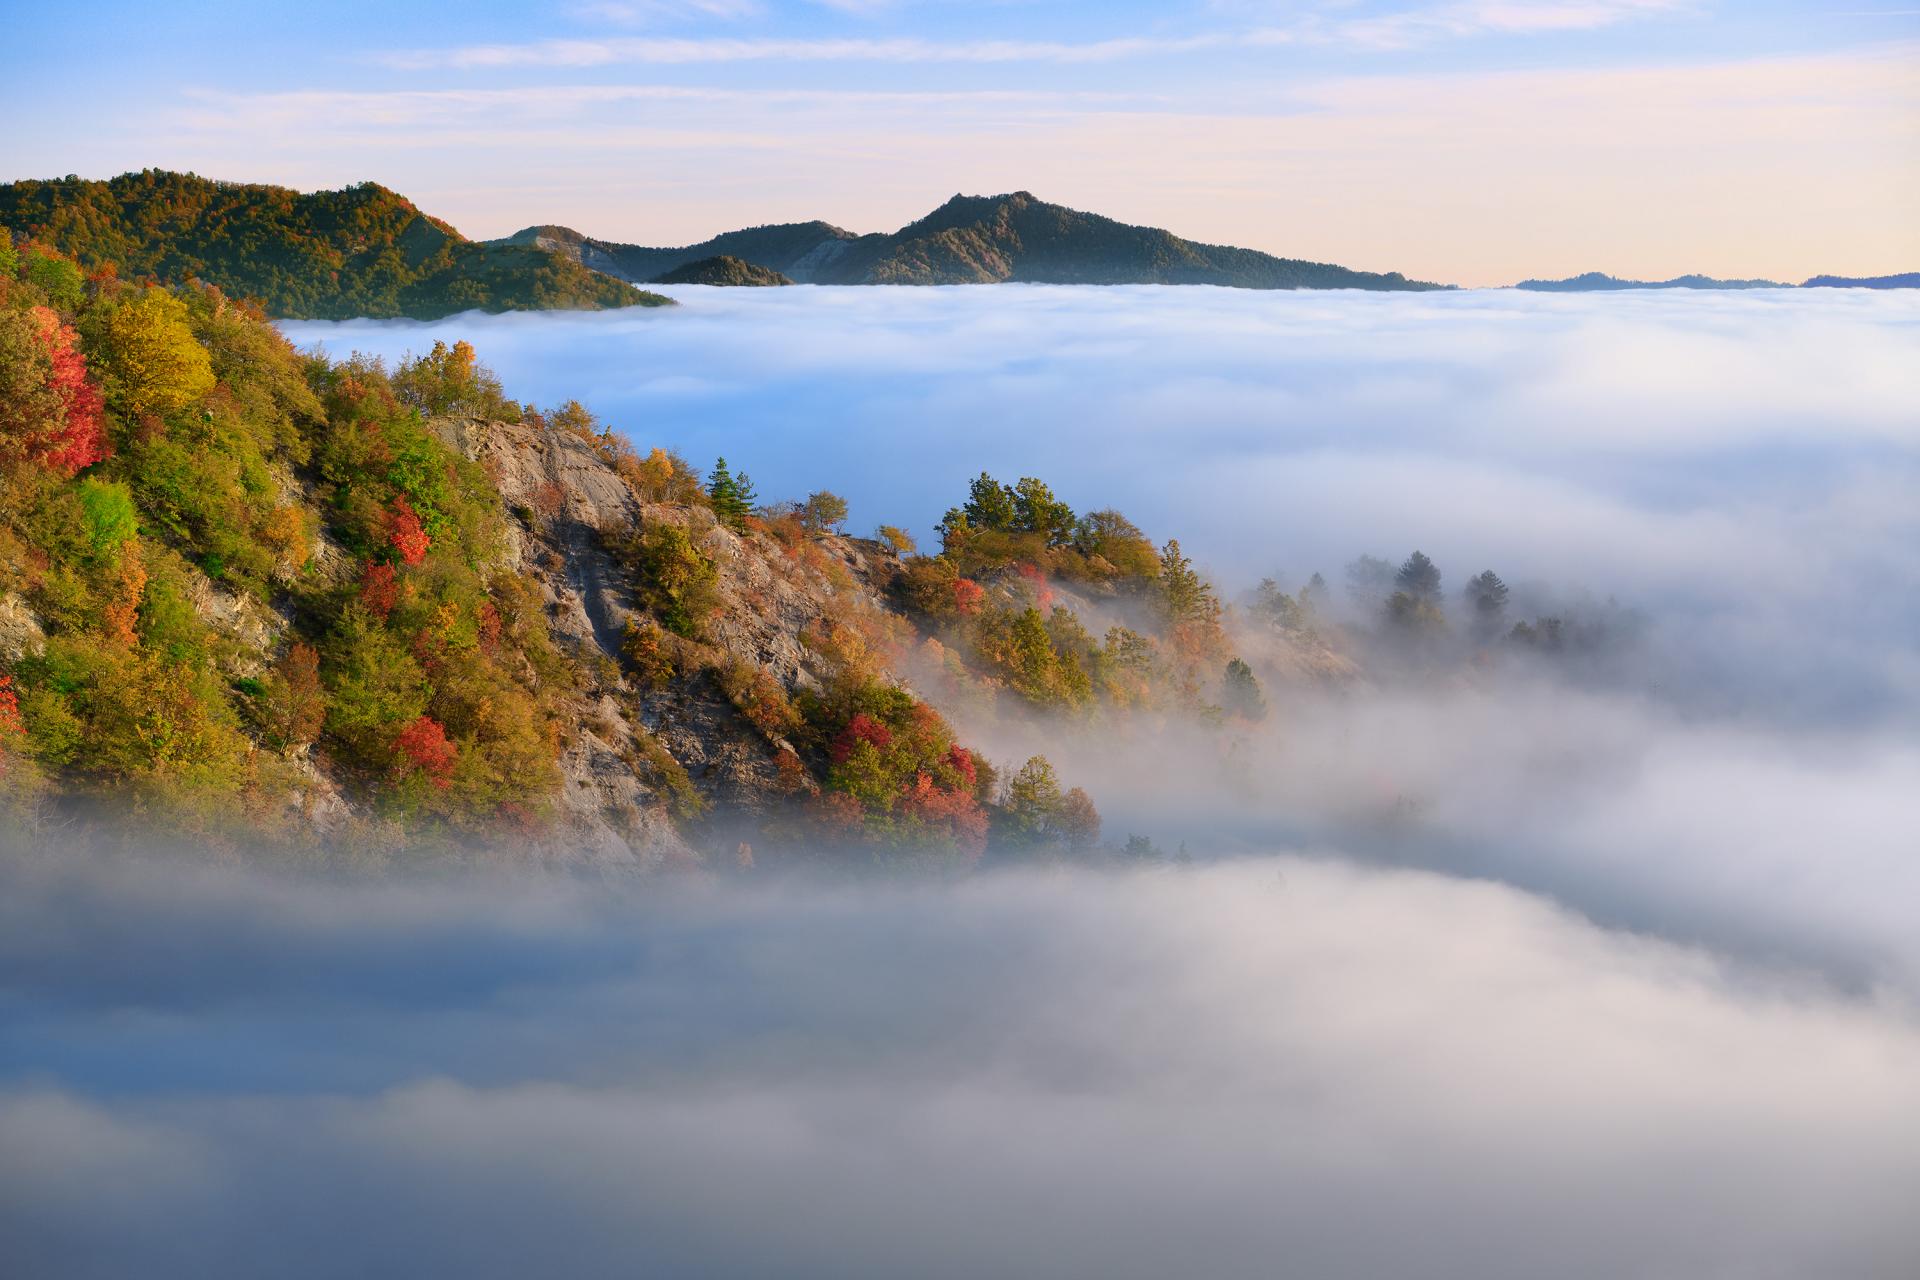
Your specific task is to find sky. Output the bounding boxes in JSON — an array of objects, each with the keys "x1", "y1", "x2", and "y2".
[{"x1": 3, "y1": 1, "x2": 1917, "y2": 285}]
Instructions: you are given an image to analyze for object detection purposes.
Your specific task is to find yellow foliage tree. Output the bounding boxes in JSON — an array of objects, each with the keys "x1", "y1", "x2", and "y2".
[{"x1": 93, "y1": 288, "x2": 215, "y2": 419}]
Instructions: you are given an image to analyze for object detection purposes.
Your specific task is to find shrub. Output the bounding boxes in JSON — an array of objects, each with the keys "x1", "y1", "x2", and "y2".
[
  {"x1": 76, "y1": 479, "x2": 138, "y2": 560},
  {"x1": 624, "y1": 522, "x2": 720, "y2": 638}
]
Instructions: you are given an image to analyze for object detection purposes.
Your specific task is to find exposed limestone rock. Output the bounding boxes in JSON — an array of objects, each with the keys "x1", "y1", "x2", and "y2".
[{"x1": 0, "y1": 594, "x2": 45, "y2": 664}]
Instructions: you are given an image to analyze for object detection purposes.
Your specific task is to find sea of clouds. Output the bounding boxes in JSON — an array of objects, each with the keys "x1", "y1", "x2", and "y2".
[
  {"x1": 289, "y1": 285, "x2": 1920, "y2": 722},
  {"x1": 4, "y1": 287, "x2": 1913, "y2": 1277},
  {"x1": 4, "y1": 852, "x2": 1919, "y2": 1279}
]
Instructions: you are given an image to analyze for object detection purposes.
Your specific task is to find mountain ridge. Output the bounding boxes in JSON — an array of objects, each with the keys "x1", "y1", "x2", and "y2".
[
  {"x1": 1517, "y1": 269, "x2": 1919, "y2": 292},
  {"x1": 495, "y1": 190, "x2": 1452, "y2": 291},
  {"x1": 1515, "y1": 271, "x2": 1787, "y2": 292}
]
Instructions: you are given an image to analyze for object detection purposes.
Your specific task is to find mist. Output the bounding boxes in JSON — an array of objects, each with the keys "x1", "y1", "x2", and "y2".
[
  {"x1": 5, "y1": 287, "x2": 1914, "y2": 1275},
  {"x1": 4, "y1": 848, "x2": 1918, "y2": 1280}
]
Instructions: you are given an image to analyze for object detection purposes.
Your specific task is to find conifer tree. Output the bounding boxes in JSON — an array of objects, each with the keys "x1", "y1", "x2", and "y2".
[{"x1": 708, "y1": 456, "x2": 756, "y2": 528}]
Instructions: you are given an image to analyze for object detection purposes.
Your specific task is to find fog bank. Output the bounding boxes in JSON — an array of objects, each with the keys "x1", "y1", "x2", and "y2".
[{"x1": 4, "y1": 851, "x2": 1918, "y2": 1279}]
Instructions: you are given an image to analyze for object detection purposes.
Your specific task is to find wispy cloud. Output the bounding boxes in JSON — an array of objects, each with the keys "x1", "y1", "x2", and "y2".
[
  {"x1": 1330, "y1": 0, "x2": 1691, "y2": 50},
  {"x1": 567, "y1": 0, "x2": 766, "y2": 25},
  {"x1": 373, "y1": 32, "x2": 1233, "y2": 70},
  {"x1": 381, "y1": 0, "x2": 1692, "y2": 68}
]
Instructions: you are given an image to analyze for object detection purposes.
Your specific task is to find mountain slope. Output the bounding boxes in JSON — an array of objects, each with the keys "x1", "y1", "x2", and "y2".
[
  {"x1": 496, "y1": 191, "x2": 1447, "y2": 291},
  {"x1": 502, "y1": 220, "x2": 856, "y2": 284},
  {"x1": 650, "y1": 255, "x2": 793, "y2": 286},
  {"x1": 0, "y1": 170, "x2": 672, "y2": 320}
]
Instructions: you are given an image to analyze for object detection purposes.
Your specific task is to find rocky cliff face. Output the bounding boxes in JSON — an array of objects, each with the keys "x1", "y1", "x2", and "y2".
[{"x1": 426, "y1": 416, "x2": 911, "y2": 868}]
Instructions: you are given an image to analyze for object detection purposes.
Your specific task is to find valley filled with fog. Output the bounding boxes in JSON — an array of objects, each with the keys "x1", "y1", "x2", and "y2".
[{"x1": 4, "y1": 286, "x2": 1915, "y2": 1277}]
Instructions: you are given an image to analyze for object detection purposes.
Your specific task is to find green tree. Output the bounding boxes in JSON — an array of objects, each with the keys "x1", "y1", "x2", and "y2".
[
  {"x1": 707, "y1": 457, "x2": 756, "y2": 528},
  {"x1": 1157, "y1": 540, "x2": 1217, "y2": 627},
  {"x1": 629, "y1": 523, "x2": 720, "y2": 637},
  {"x1": 961, "y1": 472, "x2": 1017, "y2": 531},
  {"x1": 76, "y1": 479, "x2": 139, "y2": 560},
  {"x1": 1221, "y1": 658, "x2": 1267, "y2": 722},
  {"x1": 1012, "y1": 476, "x2": 1075, "y2": 546},
  {"x1": 1000, "y1": 755, "x2": 1063, "y2": 846},
  {"x1": 22, "y1": 250, "x2": 85, "y2": 310},
  {"x1": 1396, "y1": 550, "x2": 1442, "y2": 602},
  {"x1": 1465, "y1": 569, "x2": 1509, "y2": 638}
]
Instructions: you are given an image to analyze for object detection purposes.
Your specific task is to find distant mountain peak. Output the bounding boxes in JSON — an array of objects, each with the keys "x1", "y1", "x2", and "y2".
[{"x1": 508, "y1": 190, "x2": 1447, "y2": 292}]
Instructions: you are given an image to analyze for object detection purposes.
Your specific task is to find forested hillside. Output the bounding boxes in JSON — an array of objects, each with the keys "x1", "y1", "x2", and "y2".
[
  {"x1": 0, "y1": 233, "x2": 1168, "y2": 863},
  {"x1": 0, "y1": 171, "x2": 670, "y2": 320}
]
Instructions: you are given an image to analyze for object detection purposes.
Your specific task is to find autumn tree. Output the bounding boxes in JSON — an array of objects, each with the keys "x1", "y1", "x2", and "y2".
[
  {"x1": 1073, "y1": 509, "x2": 1159, "y2": 580},
  {"x1": 997, "y1": 755, "x2": 1101, "y2": 853},
  {"x1": 257, "y1": 642, "x2": 326, "y2": 751},
  {"x1": 0, "y1": 306, "x2": 107, "y2": 475},
  {"x1": 385, "y1": 496, "x2": 431, "y2": 566},
  {"x1": 394, "y1": 340, "x2": 490, "y2": 417},
  {"x1": 88, "y1": 287, "x2": 215, "y2": 420},
  {"x1": 394, "y1": 714, "x2": 457, "y2": 790},
  {"x1": 801, "y1": 490, "x2": 849, "y2": 533}
]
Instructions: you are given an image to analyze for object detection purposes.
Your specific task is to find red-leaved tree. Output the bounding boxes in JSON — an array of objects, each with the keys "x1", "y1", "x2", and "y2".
[
  {"x1": 829, "y1": 713, "x2": 894, "y2": 765},
  {"x1": 358, "y1": 560, "x2": 398, "y2": 619},
  {"x1": 0, "y1": 307, "x2": 107, "y2": 476},
  {"x1": 952, "y1": 577, "x2": 985, "y2": 616},
  {"x1": 0, "y1": 675, "x2": 23, "y2": 778},
  {"x1": 385, "y1": 496, "x2": 430, "y2": 566},
  {"x1": 394, "y1": 715, "x2": 457, "y2": 790}
]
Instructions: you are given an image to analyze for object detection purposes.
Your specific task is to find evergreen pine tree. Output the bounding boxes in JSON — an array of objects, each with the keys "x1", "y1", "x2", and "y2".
[{"x1": 708, "y1": 456, "x2": 755, "y2": 528}]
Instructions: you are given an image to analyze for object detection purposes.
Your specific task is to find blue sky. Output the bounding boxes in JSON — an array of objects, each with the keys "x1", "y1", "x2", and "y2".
[{"x1": 4, "y1": 1, "x2": 1916, "y2": 282}]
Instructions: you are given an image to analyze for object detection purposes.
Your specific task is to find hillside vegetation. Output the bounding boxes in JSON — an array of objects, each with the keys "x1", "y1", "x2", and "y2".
[
  {"x1": 0, "y1": 171, "x2": 671, "y2": 320},
  {"x1": 0, "y1": 233, "x2": 1136, "y2": 864},
  {"x1": 650, "y1": 255, "x2": 793, "y2": 286}
]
